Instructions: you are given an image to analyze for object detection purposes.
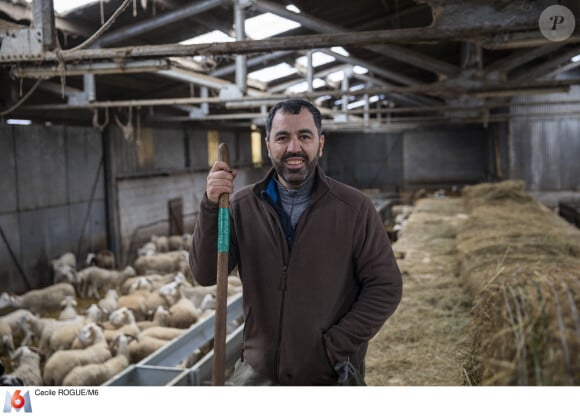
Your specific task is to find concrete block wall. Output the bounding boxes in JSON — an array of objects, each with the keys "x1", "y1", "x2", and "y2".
[{"x1": 117, "y1": 166, "x2": 270, "y2": 267}]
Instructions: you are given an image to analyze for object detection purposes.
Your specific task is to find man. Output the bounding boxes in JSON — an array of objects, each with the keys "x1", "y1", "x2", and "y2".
[{"x1": 190, "y1": 98, "x2": 402, "y2": 385}]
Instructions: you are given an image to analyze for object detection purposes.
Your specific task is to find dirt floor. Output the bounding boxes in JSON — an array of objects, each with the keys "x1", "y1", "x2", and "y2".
[{"x1": 365, "y1": 197, "x2": 473, "y2": 386}]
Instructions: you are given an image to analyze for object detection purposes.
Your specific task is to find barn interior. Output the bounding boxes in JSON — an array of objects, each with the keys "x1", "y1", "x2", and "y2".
[{"x1": 0, "y1": 0, "x2": 579, "y2": 392}]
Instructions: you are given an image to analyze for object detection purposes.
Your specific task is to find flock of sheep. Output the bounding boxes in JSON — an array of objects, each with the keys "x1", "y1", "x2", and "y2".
[{"x1": 0, "y1": 233, "x2": 243, "y2": 386}]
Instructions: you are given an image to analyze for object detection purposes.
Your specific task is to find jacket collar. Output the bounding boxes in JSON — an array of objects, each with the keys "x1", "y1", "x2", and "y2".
[{"x1": 253, "y1": 165, "x2": 329, "y2": 203}]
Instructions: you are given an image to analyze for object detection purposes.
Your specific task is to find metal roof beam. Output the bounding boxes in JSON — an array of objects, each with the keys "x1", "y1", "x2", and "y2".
[
  {"x1": 30, "y1": 25, "x2": 521, "y2": 64},
  {"x1": 484, "y1": 44, "x2": 564, "y2": 75},
  {"x1": 96, "y1": 0, "x2": 226, "y2": 46},
  {"x1": 512, "y1": 46, "x2": 580, "y2": 82},
  {"x1": 252, "y1": 0, "x2": 459, "y2": 78}
]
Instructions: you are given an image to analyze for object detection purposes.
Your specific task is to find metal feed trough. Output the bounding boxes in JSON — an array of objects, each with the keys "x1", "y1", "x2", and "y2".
[{"x1": 104, "y1": 293, "x2": 243, "y2": 386}]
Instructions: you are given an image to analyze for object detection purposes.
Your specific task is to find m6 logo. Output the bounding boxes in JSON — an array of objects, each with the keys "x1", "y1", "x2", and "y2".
[{"x1": 3, "y1": 391, "x2": 32, "y2": 413}]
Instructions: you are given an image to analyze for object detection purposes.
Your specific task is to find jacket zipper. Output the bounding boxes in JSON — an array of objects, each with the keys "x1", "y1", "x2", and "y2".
[
  {"x1": 263, "y1": 195, "x2": 316, "y2": 382},
  {"x1": 272, "y1": 206, "x2": 314, "y2": 381},
  {"x1": 273, "y1": 265, "x2": 288, "y2": 379},
  {"x1": 261, "y1": 200, "x2": 289, "y2": 383}
]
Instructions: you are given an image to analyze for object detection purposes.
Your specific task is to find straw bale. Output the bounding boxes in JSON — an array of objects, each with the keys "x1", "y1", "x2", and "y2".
[
  {"x1": 458, "y1": 181, "x2": 580, "y2": 385},
  {"x1": 462, "y1": 180, "x2": 535, "y2": 211},
  {"x1": 469, "y1": 265, "x2": 580, "y2": 385}
]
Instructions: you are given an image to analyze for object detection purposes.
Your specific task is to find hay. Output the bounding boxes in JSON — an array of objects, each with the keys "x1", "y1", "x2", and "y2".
[
  {"x1": 458, "y1": 181, "x2": 580, "y2": 385},
  {"x1": 461, "y1": 180, "x2": 535, "y2": 211},
  {"x1": 366, "y1": 197, "x2": 472, "y2": 385}
]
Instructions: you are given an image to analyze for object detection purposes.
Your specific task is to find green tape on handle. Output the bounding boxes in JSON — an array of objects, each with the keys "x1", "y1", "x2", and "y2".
[{"x1": 217, "y1": 207, "x2": 230, "y2": 253}]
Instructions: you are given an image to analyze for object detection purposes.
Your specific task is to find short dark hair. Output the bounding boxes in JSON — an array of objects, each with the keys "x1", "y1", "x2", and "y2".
[{"x1": 265, "y1": 98, "x2": 322, "y2": 140}]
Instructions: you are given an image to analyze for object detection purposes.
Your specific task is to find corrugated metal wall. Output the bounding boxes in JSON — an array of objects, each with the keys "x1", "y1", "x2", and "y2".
[
  {"x1": 509, "y1": 86, "x2": 580, "y2": 192},
  {"x1": 0, "y1": 125, "x2": 106, "y2": 293}
]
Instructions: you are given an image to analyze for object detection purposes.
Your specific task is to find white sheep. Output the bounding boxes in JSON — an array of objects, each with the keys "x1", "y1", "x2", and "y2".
[
  {"x1": 103, "y1": 307, "x2": 140, "y2": 343},
  {"x1": 167, "y1": 287, "x2": 200, "y2": 329},
  {"x1": 137, "y1": 241, "x2": 157, "y2": 257},
  {"x1": 127, "y1": 276, "x2": 155, "y2": 294},
  {"x1": 136, "y1": 305, "x2": 171, "y2": 330},
  {"x1": 2, "y1": 346, "x2": 42, "y2": 386},
  {"x1": 116, "y1": 287, "x2": 152, "y2": 321},
  {"x1": 151, "y1": 235, "x2": 169, "y2": 253},
  {"x1": 117, "y1": 275, "x2": 181, "y2": 320},
  {"x1": 23, "y1": 314, "x2": 84, "y2": 355},
  {"x1": 58, "y1": 296, "x2": 79, "y2": 321},
  {"x1": 128, "y1": 336, "x2": 169, "y2": 364},
  {"x1": 62, "y1": 333, "x2": 133, "y2": 386},
  {"x1": 46, "y1": 304, "x2": 104, "y2": 354},
  {"x1": 141, "y1": 282, "x2": 182, "y2": 318},
  {"x1": 97, "y1": 289, "x2": 119, "y2": 318},
  {"x1": 0, "y1": 309, "x2": 35, "y2": 346},
  {"x1": 179, "y1": 284, "x2": 216, "y2": 309},
  {"x1": 43, "y1": 323, "x2": 112, "y2": 386},
  {"x1": 181, "y1": 275, "x2": 241, "y2": 309},
  {"x1": 138, "y1": 326, "x2": 186, "y2": 341},
  {"x1": 121, "y1": 272, "x2": 183, "y2": 295},
  {"x1": 0, "y1": 283, "x2": 77, "y2": 315},
  {"x1": 85, "y1": 304, "x2": 105, "y2": 324},
  {"x1": 0, "y1": 320, "x2": 14, "y2": 355},
  {"x1": 51, "y1": 252, "x2": 78, "y2": 286},
  {"x1": 133, "y1": 250, "x2": 189, "y2": 276},
  {"x1": 78, "y1": 265, "x2": 136, "y2": 299}
]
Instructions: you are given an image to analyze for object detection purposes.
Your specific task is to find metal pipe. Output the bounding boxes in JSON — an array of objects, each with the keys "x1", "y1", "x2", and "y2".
[
  {"x1": 341, "y1": 71, "x2": 349, "y2": 113},
  {"x1": 96, "y1": 0, "x2": 225, "y2": 46},
  {"x1": 363, "y1": 93, "x2": 369, "y2": 125},
  {"x1": 306, "y1": 51, "x2": 314, "y2": 93},
  {"x1": 200, "y1": 87, "x2": 209, "y2": 114},
  {"x1": 84, "y1": 74, "x2": 96, "y2": 102},
  {"x1": 12, "y1": 59, "x2": 171, "y2": 78},
  {"x1": 22, "y1": 80, "x2": 578, "y2": 110},
  {"x1": 234, "y1": 0, "x2": 247, "y2": 94}
]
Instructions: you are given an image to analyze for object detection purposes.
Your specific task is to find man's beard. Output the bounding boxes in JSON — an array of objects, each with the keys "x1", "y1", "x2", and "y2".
[{"x1": 271, "y1": 149, "x2": 319, "y2": 188}]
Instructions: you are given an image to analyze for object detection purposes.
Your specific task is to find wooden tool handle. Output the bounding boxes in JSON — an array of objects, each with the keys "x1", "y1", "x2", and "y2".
[
  {"x1": 217, "y1": 143, "x2": 230, "y2": 209},
  {"x1": 212, "y1": 142, "x2": 230, "y2": 386},
  {"x1": 218, "y1": 142, "x2": 230, "y2": 166}
]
